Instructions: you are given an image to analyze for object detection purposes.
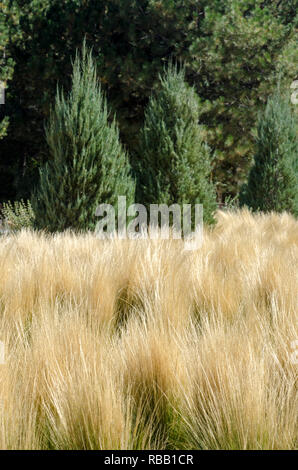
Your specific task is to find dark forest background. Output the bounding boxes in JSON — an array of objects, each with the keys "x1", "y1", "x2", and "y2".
[{"x1": 0, "y1": 0, "x2": 297, "y2": 204}]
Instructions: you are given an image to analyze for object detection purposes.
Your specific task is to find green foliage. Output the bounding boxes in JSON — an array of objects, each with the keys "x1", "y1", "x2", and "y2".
[
  {"x1": 0, "y1": 0, "x2": 297, "y2": 201},
  {"x1": 0, "y1": 1, "x2": 16, "y2": 139},
  {"x1": 2, "y1": 199, "x2": 35, "y2": 230},
  {"x1": 0, "y1": 0, "x2": 21, "y2": 199},
  {"x1": 220, "y1": 194, "x2": 240, "y2": 212},
  {"x1": 139, "y1": 64, "x2": 217, "y2": 225},
  {"x1": 188, "y1": 0, "x2": 297, "y2": 198},
  {"x1": 0, "y1": 116, "x2": 9, "y2": 141},
  {"x1": 32, "y1": 42, "x2": 135, "y2": 232},
  {"x1": 240, "y1": 91, "x2": 298, "y2": 215}
]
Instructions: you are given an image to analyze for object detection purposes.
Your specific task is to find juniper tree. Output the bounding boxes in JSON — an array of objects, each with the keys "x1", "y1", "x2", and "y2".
[
  {"x1": 138, "y1": 64, "x2": 217, "y2": 225},
  {"x1": 2, "y1": 0, "x2": 296, "y2": 202},
  {"x1": 240, "y1": 90, "x2": 298, "y2": 216},
  {"x1": 32, "y1": 42, "x2": 135, "y2": 232}
]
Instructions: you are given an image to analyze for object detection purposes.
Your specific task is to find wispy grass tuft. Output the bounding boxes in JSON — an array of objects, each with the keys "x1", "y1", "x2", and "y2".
[{"x1": 0, "y1": 209, "x2": 296, "y2": 449}]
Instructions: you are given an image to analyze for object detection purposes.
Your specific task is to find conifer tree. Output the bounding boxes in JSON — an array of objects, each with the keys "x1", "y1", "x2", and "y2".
[
  {"x1": 32, "y1": 41, "x2": 135, "y2": 232},
  {"x1": 138, "y1": 64, "x2": 217, "y2": 225},
  {"x1": 240, "y1": 91, "x2": 297, "y2": 215}
]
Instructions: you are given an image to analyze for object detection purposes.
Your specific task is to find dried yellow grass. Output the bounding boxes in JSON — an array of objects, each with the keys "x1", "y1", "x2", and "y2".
[{"x1": 0, "y1": 209, "x2": 297, "y2": 449}]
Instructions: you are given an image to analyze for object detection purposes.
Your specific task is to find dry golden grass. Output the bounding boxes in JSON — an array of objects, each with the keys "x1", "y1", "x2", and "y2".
[{"x1": 0, "y1": 209, "x2": 297, "y2": 449}]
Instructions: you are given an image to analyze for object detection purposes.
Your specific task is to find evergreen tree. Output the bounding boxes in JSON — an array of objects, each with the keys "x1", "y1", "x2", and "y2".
[
  {"x1": 32, "y1": 42, "x2": 135, "y2": 232},
  {"x1": 0, "y1": 0, "x2": 17, "y2": 140},
  {"x1": 1, "y1": 1, "x2": 296, "y2": 201},
  {"x1": 138, "y1": 64, "x2": 217, "y2": 225},
  {"x1": 240, "y1": 90, "x2": 298, "y2": 215},
  {"x1": 0, "y1": 1, "x2": 22, "y2": 201}
]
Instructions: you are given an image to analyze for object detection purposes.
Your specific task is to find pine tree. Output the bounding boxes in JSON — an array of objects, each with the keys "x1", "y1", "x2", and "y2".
[
  {"x1": 240, "y1": 90, "x2": 298, "y2": 215},
  {"x1": 1, "y1": 1, "x2": 296, "y2": 202},
  {"x1": 138, "y1": 64, "x2": 217, "y2": 225},
  {"x1": 32, "y1": 41, "x2": 135, "y2": 232},
  {"x1": 0, "y1": 0, "x2": 18, "y2": 141}
]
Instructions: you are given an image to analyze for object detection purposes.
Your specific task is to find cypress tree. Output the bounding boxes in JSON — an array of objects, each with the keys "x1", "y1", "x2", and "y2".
[
  {"x1": 240, "y1": 90, "x2": 298, "y2": 215},
  {"x1": 138, "y1": 64, "x2": 217, "y2": 225},
  {"x1": 32, "y1": 41, "x2": 135, "y2": 232}
]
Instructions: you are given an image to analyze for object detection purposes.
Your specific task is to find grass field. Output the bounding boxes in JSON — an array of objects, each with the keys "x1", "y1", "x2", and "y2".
[{"x1": 0, "y1": 209, "x2": 297, "y2": 449}]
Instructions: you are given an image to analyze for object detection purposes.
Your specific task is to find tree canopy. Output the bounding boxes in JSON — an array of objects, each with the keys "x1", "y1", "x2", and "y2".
[{"x1": 0, "y1": 0, "x2": 297, "y2": 202}]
